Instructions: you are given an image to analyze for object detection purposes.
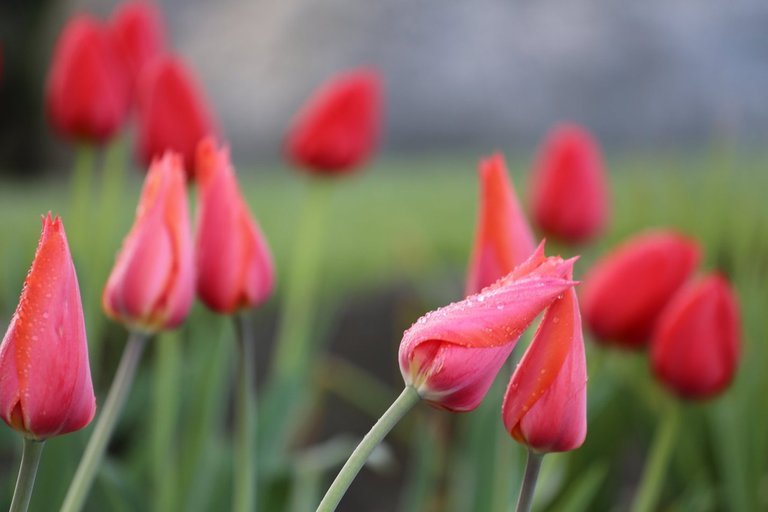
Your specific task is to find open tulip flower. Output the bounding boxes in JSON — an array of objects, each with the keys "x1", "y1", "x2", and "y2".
[
  {"x1": 286, "y1": 68, "x2": 382, "y2": 175},
  {"x1": 529, "y1": 123, "x2": 609, "y2": 244},
  {"x1": 195, "y1": 138, "x2": 275, "y2": 313},
  {"x1": 466, "y1": 153, "x2": 536, "y2": 296},
  {"x1": 581, "y1": 230, "x2": 700, "y2": 349},
  {"x1": 103, "y1": 152, "x2": 194, "y2": 332},
  {"x1": 651, "y1": 274, "x2": 741, "y2": 400},
  {"x1": 110, "y1": 0, "x2": 166, "y2": 93},
  {"x1": 400, "y1": 243, "x2": 577, "y2": 412},
  {"x1": 46, "y1": 14, "x2": 130, "y2": 144}
]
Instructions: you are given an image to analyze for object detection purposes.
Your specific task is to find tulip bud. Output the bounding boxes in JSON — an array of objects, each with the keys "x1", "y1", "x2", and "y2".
[
  {"x1": 103, "y1": 152, "x2": 194, "y2": 332},
  {"x1": 502, "y1": 272, "x2": 587, "y2": 453},
  {"x1": 46, "y1": 14, "x2": 130, "y2": 144},
  {"x1": 195, "y1": 138, "x2": 275, "y2": 313},
  {"x1": 466, "y1": 153, "x2": 536, "y2": 296},
  {"x1": 651, "y1": 274, "x2": 740, "y2": 400},
  {"x1": 529, "y1": 123, "x2": 609, "y2": 244},
  {"x1": 0, "y1": 214, "x2": 95, "y2": 439},
  {"x1": 399, "y1": 243, "x2": 577, "y2": 412},
  {"x1": 110, "y1": 1, "x2": 166, "y2": 89},
  {"x1": 285, "y1": 68, "x2": 382, "y2": 175},
  {"x1": 581, "y1": 230, "x2": 700, "y2": 348},
  {"x1": 136, "y1": 54, "x2": 217, "y2": 176}
]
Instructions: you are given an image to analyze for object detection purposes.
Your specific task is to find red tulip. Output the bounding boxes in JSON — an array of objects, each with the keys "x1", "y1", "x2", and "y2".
[
  {"x1": 466, "y1": 153, "x2": 536, "y2": 296},
  {"x1": 286, "y1": 68, "x2": 382, "y2": 175},
  {"x1": 581, "y1": 230, "x2": 700, "y2": 349},
  {"x1": 136, "y1": 54, "x2": 216, "y2": 176},
  {"x1": 529, "y1": 123, "x2": 609, "y2": 244},
  {"x1": 0, "y1": 214, "x2": 95, "y2": 439},
  {"x1": 103, "y1": 152, "x2": 194, "y2": 331},
  {"x1": 46, "y1": 14, "x2": 130, "y2": 144},
  {"x1": 399, "y1": 243, "x2": 577, "y2": 412},
  {"x1": 111, "y1": 1, "x2": 166, "y2": 90},
  {"x1": 651, "y1": 274, "x2": 740, "y2": 400},
  {"x1": 503, "y1": 271, "x2": 587, "y2": 453},
  {"x1": 195, "y1": 138, "x2": 275, "y2": 313}
]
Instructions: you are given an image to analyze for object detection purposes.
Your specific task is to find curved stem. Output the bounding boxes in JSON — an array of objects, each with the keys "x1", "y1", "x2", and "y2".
[
  {"x1": 317, "y1": 386, "x2": 421, "y2": 512},
  {"x1": 515, "y1": 451, "x2": 544, "y2": 512},
  {"x1": 234, "y1": 312, "x2": 256, "y2": 512},
  {"x1": 60, "y1": 331, "x2": 148, "y2": 512},
  {"x1": 9, "y1": 439, "x2": 45, "y2": 512}
]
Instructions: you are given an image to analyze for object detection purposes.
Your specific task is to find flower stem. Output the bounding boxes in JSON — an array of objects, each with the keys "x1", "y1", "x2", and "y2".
[
  {"x1": 630, "y1": 404, "x2": 681, "y2": 512},
  {"x1": 317, "y1": 386, "x2": 421, "y2": 512},
  {"x1": 515, "y1": 451, "x2": 544, "y2": 512},
  {"x1": 68, "y1": 144, "x2": 96, "y2": 251},
  {"x1": 60, "y1": 331, "x2": 148, "y2": 512},
  {"x1": 9, "y1": 439, "x2": 44, "y2": 512},
  {"x1": 234, "y1": 312, "x2": 256, "y2": 512}
]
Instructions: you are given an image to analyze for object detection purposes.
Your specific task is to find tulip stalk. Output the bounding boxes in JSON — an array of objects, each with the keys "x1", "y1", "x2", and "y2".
[
  {"x1": 61, "y1": 332, "x2": 149, "y2": 512},
  {"x1": 234, "y1": 312, "x2": 256, "y2": 512},
  {"x1": 515, "y1": 451, "x2": 544, "y2": 512},
  {"x1": 9, "y1": 439, "x2": 45, "y2": 512},
  {"x1": 317, "y1": 386, "x2": 421, "y2": 512},
  {"x1": 68, "y1": 144, "x2": 96, "y2": 253}
]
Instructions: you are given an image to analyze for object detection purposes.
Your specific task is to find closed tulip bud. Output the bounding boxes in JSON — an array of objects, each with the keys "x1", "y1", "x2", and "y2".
[
  {"x1": 195, "y1": 138, "x2": 275, "y2": 313},
  {"x1": 466, "y1": 153, "x2": 536, "y2": 296},
  {"x1": 103, "y1": 153, "x2": 194, "y2": 332},
  {"x1": 651, "y1": 274, "x2": 740, "y2": 400},
  {"x1": 111, "y1": 1, "x2": 166, "y2": 89},
  {"x1": 286, "y1": 68, "x2": 382, "y2": 175},
  {"x1": 399, "y1": 243, "x2": 577, "y2": 412},
  {"x1": 0, "y1": 214, "x2": 95, "y2": 439},
  {"x1": 136, "y1": 55, "x2": 217, "y2": 176},
  {"x1": 502, "y1": 271, "x2": 587, "y2": 453},
  {"x1": 46, "y1": 14, "x2": 130, "y2": 144},
  {"x1": 529, "y1": 123, "x2": 609, "y2": 244},
  {"x1": 581, "y1": 230, "x2": 700, "y2": 349}
]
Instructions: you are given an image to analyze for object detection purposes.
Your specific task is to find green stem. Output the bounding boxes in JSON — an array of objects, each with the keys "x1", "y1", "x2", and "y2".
[
  {"x1": 515, "y1": 451, "x2": 544, "y2": 512},
  {"x1": 152, "y1": 331, "x2": 181, "y2": 512},
  {"x1": 68, "y1": 144, "x2": 96, "y2": 245},
  {"x1": 630, "y1": 405, "x2": 681, "y2": 512},
  {"x1": 317, "y1": 386, "x2": 421, "y2": 512},
  {"x1": 60, "y1": 331, "x2": 148, "y2": 512},
  {"x1": 9, "y1": 439, "x2": 45, "y2": 512},
  {"x1": 234, "y1": 312, "x2": 256, "y2": 512}
]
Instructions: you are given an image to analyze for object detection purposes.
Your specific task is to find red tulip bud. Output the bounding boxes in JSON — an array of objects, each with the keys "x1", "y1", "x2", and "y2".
[
  {"x1": 581, "y1": 230, "x2": 700, "y2": 348},
  {"x1": 651, "y1": 274, "x2": 740, "y2": 400},
  {"x1": 111, "y1": 1, "x2": 166, "y2": 90},
  {"x1": 103, "y1": 153, "x2": 195, "y2": 331},
  {"x1": 466, "y1": 153, "x2": 536, "y2": 296},
  {"x1": 0, "y1": 214, "x2": 95, "y2": 439},
  {"x1": 399, "y1": 243, "x2": 577, "y2": 412},
  {"x1": 286, "y1": 69, "x2": 382, "y2": 175},
  {"x1": 46, "y1": 14, "x2": 130, "y2": 144},
  {"x1": 195, "y1": 138, "x2": 275, "y2": 313},
  {"x1": 529, "y1": 123, "x2": 609, "y2": 244}
]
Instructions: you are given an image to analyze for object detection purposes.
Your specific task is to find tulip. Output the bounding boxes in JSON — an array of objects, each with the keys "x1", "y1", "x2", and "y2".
[
  {"x1": 529, "y1": 123, "x2": 609, "y2": 244},
  {"x1": 110, "y1": 0, "x2": 166, "y2": 90},
  {"x1": 466, "y1": 153, "x2": 536, "y2": 296},
  {"x1": 399, "y1": 243, "x2": 577, "y2": 412},
  {"x1": 46, "y1": 14, "x2": 130, "y2": 144},
  {"x1": 136, "y1": 54, "x2": 216, "y2": 175},
  {"x1": 195, "y1": 138, "x2": 275, "y2": 313},
  {"x1": 285, "y1": 68, "x2": 382, "y2": 175},
  {"x1": 581, "y1": 230, "x2": 700, "y2": 348},
  {"x1": 0, "y1": 214, "x2": 95, "y2": 439},
  {"x1": 502, "y1": 272, "x2": 587, "y2": 453},
  {"x1": 103, "y1": 152, "x2": 194, "y2": 331},
  {"x1": 651, "y1": 274, "x2": 740, "y2": 400}
]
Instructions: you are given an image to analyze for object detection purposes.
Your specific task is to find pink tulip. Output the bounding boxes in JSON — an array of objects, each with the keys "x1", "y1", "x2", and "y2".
[
  {"x1": 399, "y1": 243, "x2": 577, "y2": 412},
  {"x1": 103, "y1": 152, "x2": 194, "y2": 331},
  {"x1": 466, "y1": 153, "x2": 536, "y2": 296},
  {"x1": 651, "y1": 274, "x2": 740, "y2": 400},
  {"x1": 502, "y1": 271, "x2": 587, "y2": 453},
  {"x1": 529, "y1": 123, "x2": 609, "y2": 244},
  {"x1": 195, "y1": 138, "x2": 275, "y2": 313},
  {"x1": 0, "y1": 214, "x2": 95, "y2": 439}
]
